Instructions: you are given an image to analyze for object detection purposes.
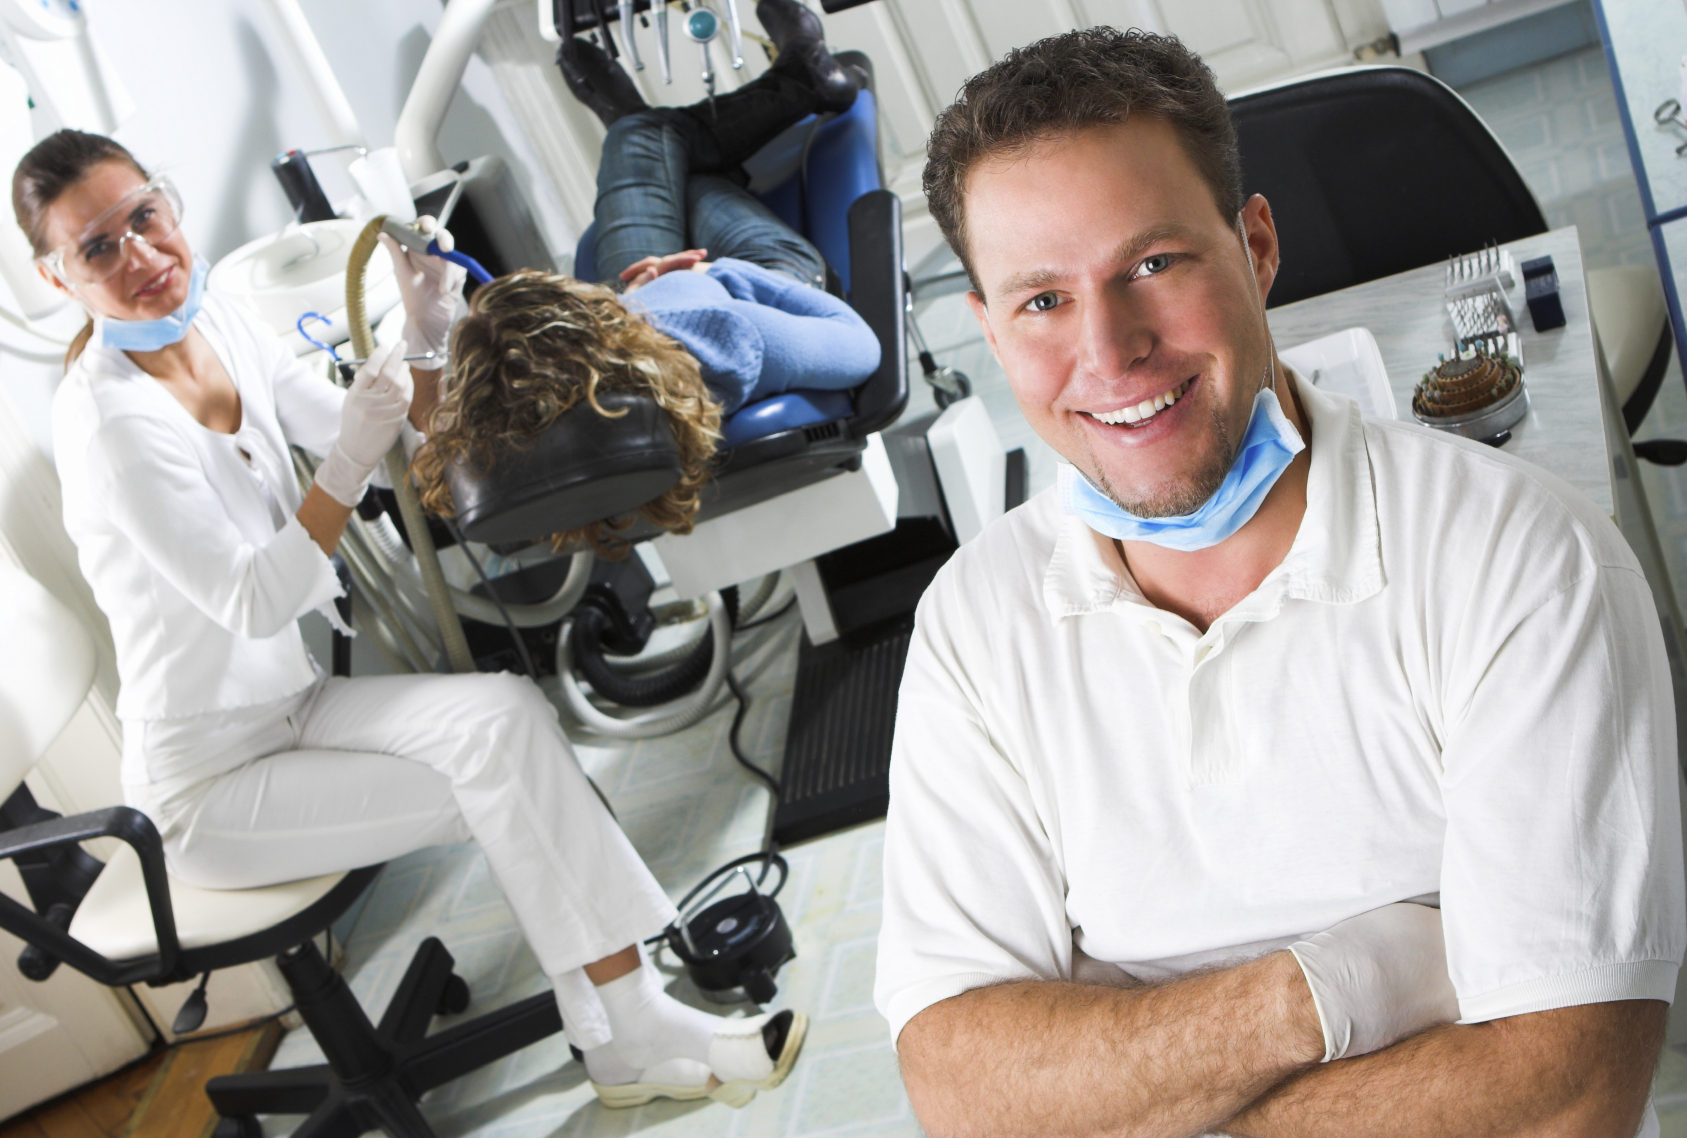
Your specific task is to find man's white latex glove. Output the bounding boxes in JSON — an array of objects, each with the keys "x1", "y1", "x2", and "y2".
[
  {"x1": 378, "y1": 215, "x2": 465, "y2": 370},
  {"x1": 314, "y1": 340, "x2": 415, "y2": 507},
  {"x1": 1288, "y1": 902, "x2": 1461, "y2": 1063}
]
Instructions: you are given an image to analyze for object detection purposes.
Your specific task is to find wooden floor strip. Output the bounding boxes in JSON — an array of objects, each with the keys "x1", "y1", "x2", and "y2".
[{"x1": 122, "y1": 1021, "x2": 282, "y2": 1138}]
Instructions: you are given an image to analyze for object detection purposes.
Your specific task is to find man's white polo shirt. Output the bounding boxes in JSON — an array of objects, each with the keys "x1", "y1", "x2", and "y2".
[{"x1": 874, "y1": 376, "x2": 1686, "y2": 1049}]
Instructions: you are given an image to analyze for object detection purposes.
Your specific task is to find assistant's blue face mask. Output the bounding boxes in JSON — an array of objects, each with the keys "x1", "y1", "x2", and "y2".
[
  {"x1": 95, "y1": 255, "x2": 208, "y2": 352},
  {"x1": 1058, "y1": 384, "x2": 1305, "y2": 552}
]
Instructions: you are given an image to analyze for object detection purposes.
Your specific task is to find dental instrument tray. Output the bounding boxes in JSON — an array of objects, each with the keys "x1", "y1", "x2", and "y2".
[{"x1": 1412, "y1": 336, "x2": 1528, "y2": 442}]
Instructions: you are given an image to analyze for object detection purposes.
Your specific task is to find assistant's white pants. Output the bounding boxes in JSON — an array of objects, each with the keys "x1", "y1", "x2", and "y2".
[{"x1": 121, "y1": 671, "x2": 677, "y2": 1049}]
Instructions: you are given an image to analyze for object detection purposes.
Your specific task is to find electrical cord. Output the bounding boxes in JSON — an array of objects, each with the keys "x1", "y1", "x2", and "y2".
[
  {"x1": 725, "y1": 667, "x2": 780, "y2": 797},
  {"x1": 735, "y1": 595, "x2": 796, "y2": 633},
  {"x1": 443, "y1": 518, "x2": 539, "y2": 680}
]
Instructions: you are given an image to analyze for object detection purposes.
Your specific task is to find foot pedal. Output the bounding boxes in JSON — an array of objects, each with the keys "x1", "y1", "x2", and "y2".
[{"x1": 772, "y1": 615, "x2": 914, "y2": 846}]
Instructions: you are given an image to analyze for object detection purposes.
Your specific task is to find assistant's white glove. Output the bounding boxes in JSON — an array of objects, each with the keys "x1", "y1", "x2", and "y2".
[
  {"x1": 1288, "y1": 902, "x2": 1461, "y2": 1063},
  {"x1": 314, "y1": 340, "x2": 415, "y2": 507},
  {"x1": 379, "y1": 215, "x2": 465, "y2": 370}
]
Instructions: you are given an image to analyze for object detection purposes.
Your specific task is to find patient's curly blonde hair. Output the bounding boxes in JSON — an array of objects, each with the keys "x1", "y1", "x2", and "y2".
[{"x1": 412, "y1": 271, "x2": 722, "y2": 556}]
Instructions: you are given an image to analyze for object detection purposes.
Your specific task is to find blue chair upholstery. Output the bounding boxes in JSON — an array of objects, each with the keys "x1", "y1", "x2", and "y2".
[
  {"x1": 720, "y1": 390, "x2": 853, "y2": 449},
  {"x1": 570, "y1": 88, "x2": 882, "y2": 450}
]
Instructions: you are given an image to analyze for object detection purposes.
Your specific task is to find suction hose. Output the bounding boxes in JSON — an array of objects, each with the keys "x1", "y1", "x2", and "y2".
[
  {"x1": 558, "y1": 592, "x2": 734, "y2": 738},
  {"x1": 346, "y1": 216, "x2": 476, "y2": 674},
  {"x1": 572, "y1": 587, "x2": 738, "y2": 707}
]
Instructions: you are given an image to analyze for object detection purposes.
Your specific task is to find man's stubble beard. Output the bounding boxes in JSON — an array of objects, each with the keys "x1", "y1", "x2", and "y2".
[
  {"x1": 1090, "y1": 396, "x2": 1237, "y2": 519},
  {"x1": 1086, "y1": 353, "x2": 1271, "y2": 519}
]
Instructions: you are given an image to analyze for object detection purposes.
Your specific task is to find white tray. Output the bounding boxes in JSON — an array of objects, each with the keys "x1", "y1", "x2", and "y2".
[{"x1": 1280, "y1": 326, "x2": 1396, "y2": 420}]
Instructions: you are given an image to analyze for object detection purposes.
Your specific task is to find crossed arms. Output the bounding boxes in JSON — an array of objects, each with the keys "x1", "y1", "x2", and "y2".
[{"x1": 898, "y1": 954, "x2": 1665, "y2": 1138}]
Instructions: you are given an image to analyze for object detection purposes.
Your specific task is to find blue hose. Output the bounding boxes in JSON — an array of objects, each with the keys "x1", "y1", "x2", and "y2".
[{"x1": 428, "y1": 239, "x2": 493, "y2": 284}]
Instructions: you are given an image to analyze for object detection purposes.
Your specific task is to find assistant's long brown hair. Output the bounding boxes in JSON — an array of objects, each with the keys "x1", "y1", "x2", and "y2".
[
  {"x1": 11, "y1": 130, "x2": 149, "y2": 369},
  {"x1": 412, "y1": 270, "x2": 722, "y2": 557}
]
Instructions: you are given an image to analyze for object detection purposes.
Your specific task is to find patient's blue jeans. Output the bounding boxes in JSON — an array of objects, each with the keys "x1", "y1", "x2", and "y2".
[{"x1": 592, "y1": 91, "x2": 827, "y2": 288}]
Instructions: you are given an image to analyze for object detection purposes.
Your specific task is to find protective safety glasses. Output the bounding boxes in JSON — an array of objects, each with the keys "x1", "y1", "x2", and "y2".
[{"x1": 40, "y1": 176, "x2": 186, "y2": 288}]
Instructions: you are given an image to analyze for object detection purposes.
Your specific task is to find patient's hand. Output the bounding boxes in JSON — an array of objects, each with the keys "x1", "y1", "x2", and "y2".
[{"x1": 621, "y1": 248, "x2": 710, "y2": 291}]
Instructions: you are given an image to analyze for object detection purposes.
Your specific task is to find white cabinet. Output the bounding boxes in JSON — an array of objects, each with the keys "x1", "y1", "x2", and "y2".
[{"x1": 1382, "y1": 0, "x2": 1577, "y2": 53}]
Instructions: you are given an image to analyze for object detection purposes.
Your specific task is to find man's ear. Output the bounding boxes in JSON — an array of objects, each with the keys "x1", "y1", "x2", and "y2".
[
  {"x1": 963, "y1": 290, "x2": 1001, "y2": 362},
  {"x1": 1241, "y1": 193, "x2": 1280, "y2": 306}
]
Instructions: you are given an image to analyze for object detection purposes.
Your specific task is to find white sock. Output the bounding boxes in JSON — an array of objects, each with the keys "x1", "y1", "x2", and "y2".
[
  {"x1": 581, "y1": 1041, "x2": 640, "y2": 1086},
  {"x1": 594, "y1": 961, "x2": 723, "y2": 1071}
]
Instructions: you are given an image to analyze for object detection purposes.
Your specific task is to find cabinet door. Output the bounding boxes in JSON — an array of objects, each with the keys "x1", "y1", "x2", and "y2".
[{"x1": 0, "y1": 858, "x2": 151, "y2": 1119}]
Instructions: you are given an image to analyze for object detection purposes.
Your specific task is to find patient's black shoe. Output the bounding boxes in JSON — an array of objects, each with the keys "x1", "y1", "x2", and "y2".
[
  {"x1": 757, "y1": 0, "x2": 858, "y2": 114},
  {"x1": 557, "y1": 36, "x2": 648, "y2": 127}
]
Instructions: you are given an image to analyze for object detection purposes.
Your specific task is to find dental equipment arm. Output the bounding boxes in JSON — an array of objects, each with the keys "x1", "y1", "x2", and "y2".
[
  {"x1": 722, "y1": 0, "x2": 744, "y2": 68},
  {"x1": 618, "y1": 0, "x2": 642, "y2": 70},
  {"x1": 654, "y1": 1, "x2": 671, "y2": 83}
]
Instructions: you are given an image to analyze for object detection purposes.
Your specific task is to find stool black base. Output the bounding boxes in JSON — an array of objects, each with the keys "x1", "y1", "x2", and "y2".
[{"x1": 206, "y1": 936, "x2": 561, "y2": 1138}]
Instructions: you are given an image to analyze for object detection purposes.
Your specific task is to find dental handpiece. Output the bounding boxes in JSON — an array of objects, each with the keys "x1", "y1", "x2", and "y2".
[
  {"x1": 722, "y1": 0, "x2": 744, "y2": 69},
  {"x1": 379, "y1": 216, "x2": 493, "y2": 284},
  {"x1": 654, "y1": 1, "x2": 672, "y2": 83},
  {"x1": 619, "y1": 0, "x2": 643, "y2": 70}
]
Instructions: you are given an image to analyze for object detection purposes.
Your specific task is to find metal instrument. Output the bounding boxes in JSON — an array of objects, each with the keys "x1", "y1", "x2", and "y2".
[{"x1": 617, "y1": 0, "x2": 642, "y2": 70}]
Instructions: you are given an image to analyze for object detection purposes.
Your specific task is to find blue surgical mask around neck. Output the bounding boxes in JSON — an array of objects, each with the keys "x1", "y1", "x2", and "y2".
[
  {"x1": 1058, "y1": 384, "x2": 1305, "y2": 552},
  {"x1": 94, "y1": 255, "x2": 208, "y2": 353}
]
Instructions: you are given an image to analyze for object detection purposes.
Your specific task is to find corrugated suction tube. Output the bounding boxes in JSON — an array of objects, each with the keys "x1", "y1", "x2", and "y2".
[{"x1": 345, "y1": 216, "x2": 476, "y2": 674}]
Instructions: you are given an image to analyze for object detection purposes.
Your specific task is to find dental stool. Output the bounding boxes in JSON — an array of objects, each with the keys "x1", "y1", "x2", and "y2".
[
  {"x1": 0, "y1": 562, "x2": 561, "y2": 1138},
  {"x1": 1229, "y1": 65, "x2": 1682, "y2": 462}
]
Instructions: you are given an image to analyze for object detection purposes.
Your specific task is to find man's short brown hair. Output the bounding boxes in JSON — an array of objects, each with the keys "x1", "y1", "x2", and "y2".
[{"x1": 924, "y1": 26, "x2": 1242, "y2": 295}]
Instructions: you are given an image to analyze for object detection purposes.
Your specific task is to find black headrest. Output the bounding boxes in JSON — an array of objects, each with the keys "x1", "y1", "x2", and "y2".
[{"x1": 447, "y1": 390, "x2": 684, "y2": 546}]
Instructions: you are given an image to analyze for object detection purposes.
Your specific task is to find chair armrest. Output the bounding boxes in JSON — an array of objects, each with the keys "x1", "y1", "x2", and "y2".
[
  {"x1": 0, "y1": 805, "x2": 180, "y2": 986},
  {"x1": 845, "y1": 189, "x2": 908, "y2": 438}
]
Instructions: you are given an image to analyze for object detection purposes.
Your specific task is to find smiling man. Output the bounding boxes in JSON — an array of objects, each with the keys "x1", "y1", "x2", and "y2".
[{"x1": 873, "y1": 28, "x2": 1685, "y2": 1138}]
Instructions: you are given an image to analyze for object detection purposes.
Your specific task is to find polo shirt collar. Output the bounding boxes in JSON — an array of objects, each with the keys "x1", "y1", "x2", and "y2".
[{"x1": 1043, "y1": 369, "x2": 1385, "y2": 622}]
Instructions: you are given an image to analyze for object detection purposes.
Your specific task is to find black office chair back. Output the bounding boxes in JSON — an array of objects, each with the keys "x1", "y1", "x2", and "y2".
[{"x1": 1229, "y1": 67, "x2": 1548, "y2": 308}]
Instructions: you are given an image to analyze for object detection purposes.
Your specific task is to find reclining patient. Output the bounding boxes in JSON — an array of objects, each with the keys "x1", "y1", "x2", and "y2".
[{"x1": 413, "y1": 0, "x2": 880, "y2": 550}]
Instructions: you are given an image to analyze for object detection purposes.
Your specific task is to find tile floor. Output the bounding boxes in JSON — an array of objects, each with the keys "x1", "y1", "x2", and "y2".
[{"x1": 267, "y1": 42, "x2": 1687, "y2": 1138}]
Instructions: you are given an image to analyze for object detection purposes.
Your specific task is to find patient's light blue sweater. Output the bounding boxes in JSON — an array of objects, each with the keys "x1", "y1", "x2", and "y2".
[{"x1": 630, "y1": 258, "x2": 881, "y2": 415}]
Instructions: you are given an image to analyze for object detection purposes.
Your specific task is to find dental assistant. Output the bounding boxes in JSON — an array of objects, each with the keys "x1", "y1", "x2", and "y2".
[{"x1": 19, "y1": 129, "x2": 805, "y2": 1109}]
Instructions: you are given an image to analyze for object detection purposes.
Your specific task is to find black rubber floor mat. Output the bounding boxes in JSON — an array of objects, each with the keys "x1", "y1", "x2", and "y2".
[{"x1": 773, "y1": 615, "x2": 914, "y2": 846}]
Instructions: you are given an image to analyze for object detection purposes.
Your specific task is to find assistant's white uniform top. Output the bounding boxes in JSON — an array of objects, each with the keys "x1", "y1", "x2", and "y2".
[
  {"x1": 875, "y1": 377, "x2": 1685, "y2": 1058},
  {"x1": 53, "y1": 293, "x2": 347, "y2": 732}
]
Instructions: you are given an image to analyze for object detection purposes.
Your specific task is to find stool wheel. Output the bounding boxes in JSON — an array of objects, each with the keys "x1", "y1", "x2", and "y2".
[
  {"x1": 213, "y1": 1116, "x2": 262, "y2": 1138},
  {"x1": 438, "y1": 973, "x2": 471, "y2": 1016}
]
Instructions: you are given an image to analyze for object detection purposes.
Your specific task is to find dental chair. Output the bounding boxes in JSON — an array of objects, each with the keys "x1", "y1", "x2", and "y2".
[
  {"x1": 1229, "y1": 65, "x2": 1680, "y2": 461},
  {"x1": 0, "y1": 562, "x2": 561, "y2": 1138},
  {"x1": 445, "y1": 57, "x2": 1007, "y2": 844}
]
